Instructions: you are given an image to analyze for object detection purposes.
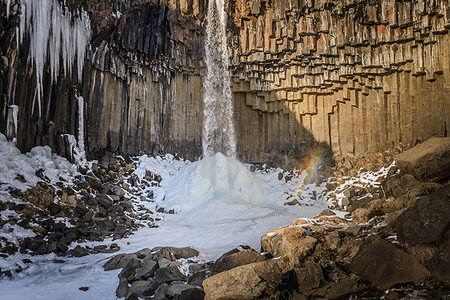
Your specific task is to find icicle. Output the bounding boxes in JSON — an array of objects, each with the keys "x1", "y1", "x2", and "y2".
[
  {"x1": 18, "y1": 0, "x2": 92, "y2": 117},
  {"x1": 6, "y1": 0, "x2": 11, "y2": 19},
  {"x1": 75, "y1": 94, "x2": 86, "y2": 164},
  {"x1": 6, "y1": 105, "x2": 19, "y2": 143}
]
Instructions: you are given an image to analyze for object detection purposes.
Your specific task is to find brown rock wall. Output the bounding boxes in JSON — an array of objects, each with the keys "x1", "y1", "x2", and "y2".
[{"x1": 231, "y1": 0, "x2": 450, "y2": 159}]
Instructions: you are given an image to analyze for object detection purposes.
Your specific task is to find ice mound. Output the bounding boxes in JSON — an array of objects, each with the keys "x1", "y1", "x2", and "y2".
[{"x1": 161, "y1": 153, "x2": 267, "y2": 214}]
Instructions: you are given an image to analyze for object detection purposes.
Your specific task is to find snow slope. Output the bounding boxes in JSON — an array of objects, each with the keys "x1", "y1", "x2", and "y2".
[{"x1": 0, "y1": 147, "x2": 325, "y2": 299}]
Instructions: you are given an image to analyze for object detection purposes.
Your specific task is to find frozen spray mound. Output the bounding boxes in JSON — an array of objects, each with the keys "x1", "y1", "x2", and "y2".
[{"x1": 161, "y1": 153, "x2": 268, "y2": 219}]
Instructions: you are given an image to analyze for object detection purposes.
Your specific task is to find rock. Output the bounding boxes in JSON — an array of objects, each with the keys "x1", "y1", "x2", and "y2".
[
  {"x1": 188, "y1": 270, "x2": 207, "y2": 286},
  {"x1": 166, "y1": 282, "x2": 204, "y2": 299},
  {"x1": 126, "y1": 280, "x2": 160, "y2": 299},
  {"x1": 69, "y1": 245, "x2": 89, "y2": 257},
  {"x1": 118, "y1": 258, "x2": 140, "y2": 280},
  {"x1": 348, "y1": 236, "x2": 430, "y2": 289},
  {"x1": 79, "y1": 287, "x2": 89, "y2": 291},
  {"x1": 297, "y1": 261, "x2": 324, "y2": 293},
  {"x1": 170, "y1": 247, "x2": 199, "y2": 259},
  {"x1": 326, "y1": 275, "x2": 360, "y2": 299},
  {"x1": 395, "y1": 136, "x2": 450, "y2": 182},
  {"x1": 396, "y1": 184, "x2": 450, "y2": 246},
  {"x1": 98, "y1": 196, "x2": 112, "y2": 209},
  {"x1": 153, "y1": 283, "x2": 169, "y2": 300},
  {"x1": 23, "y1": 183, "x2": 55, "y2": 209},
  {"x1": 154, "y1": 265, "x2": 187, "y2": 283},
  {"x1": 48, "y1": 203, "x2": 61, "y2": 215},
  {"x1": 116, "y1": 278, "x2": 129, "y2": 298},
  {"x1": 210, "y1": 248, "x2": 265, "y2": 273},
  {"x1": 133, "y1": 259, "x2": 158, "y2": 280},
  {"x1": 202, "y1": 260, "x2": 281, "y2": 300},
  {"x1": 134, "y1": 248, "x2": 151, "y2": 259},
  {"x1": 429, "y1": 239, "x2": 450, "y2": 284},
  {"x1": 261, "y1": 227, "x2": 316, "y2": 271},
  {"x1": 104, "y1": 253, "x2": 138, "y2": 271}
]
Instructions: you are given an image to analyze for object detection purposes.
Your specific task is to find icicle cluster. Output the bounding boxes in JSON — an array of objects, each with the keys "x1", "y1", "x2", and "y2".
[
  {"x1": 3, "y1": 0, "x2": 11, "y2": 19},
  {"x1": 18, "y1": 0, "x2": 91, "y2": 117}
]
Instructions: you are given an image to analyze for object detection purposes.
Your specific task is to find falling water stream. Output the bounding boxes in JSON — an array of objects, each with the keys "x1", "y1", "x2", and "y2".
[{"x1": 202, "y1": 0, "x2": 236, "y2": 158}]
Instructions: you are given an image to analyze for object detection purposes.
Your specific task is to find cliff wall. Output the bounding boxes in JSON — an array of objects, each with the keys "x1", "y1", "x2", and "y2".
[
  {"x1": 0, "y1": 0, "x2": 448, "y2": 163},
  {"x1": 230, "y1": 0, "x2": 450, "y2": 162}
]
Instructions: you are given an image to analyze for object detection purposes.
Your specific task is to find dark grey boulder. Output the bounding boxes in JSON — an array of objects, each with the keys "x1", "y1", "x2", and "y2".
[{"x1": 396, "y1": 184, "x2": 450, "y2": 246}]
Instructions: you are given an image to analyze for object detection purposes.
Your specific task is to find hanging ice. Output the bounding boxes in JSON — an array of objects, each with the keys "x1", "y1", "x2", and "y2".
[
  {"x1": 75, "y1": 94, "x2": 87, "y2": 164},
  {"x1": 6, "y1": 105, "x2": 19, "y2": 143},
  {"x1": 18, "y1": 0, "x2": 91, "y2": 117},
  {"x1": 202, "y1": 0, "x2": 236, "y2": 157}
]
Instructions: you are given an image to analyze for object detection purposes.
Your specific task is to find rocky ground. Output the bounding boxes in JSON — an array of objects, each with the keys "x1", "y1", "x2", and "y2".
[
  {"x1": 0, "y1": 149, "x2": 166, "y2": 276},
  {"x1": 1, "y1": 136, "x2": 449, "y2": 299},
  {"x1": 102, "y1": 137, "x2": 449, "y2": 299}
]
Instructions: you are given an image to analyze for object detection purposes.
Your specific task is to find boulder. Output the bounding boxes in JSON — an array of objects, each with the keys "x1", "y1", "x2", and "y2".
[
  {"x1": 396, "y1": 184, "x2": 450, "y2": 246},
  {"x1": 261, "y1": 227, "x2": 316, "y2": 270},
  {"x1": 210, "y1": 248, "x2": 265, "y2": 273},
  {"x1": 132, "y1": 259, "x2": 158, "y2": 280},
  {"x1": 118, "y1": 258, "x2": 140, "y2": 280},
  {"x1": 154, "y1": 265, "x2": 187, "y2": 283},
  {"x1": 116, "y1": 277, "x2": 129, "y2": 298},
  {"x1": 395, "y1": 136, "x2": 450, "y2": 182},
  {"x1": 297, "y1": 261, "x2": 324, "y2": 293},
  {"x1": 166, "y1": 282, "x2": 204, "y2": 299},
  {"x1": 126, "y1": 280, "x2": 161, "y2": 299},
  {"x1": 104, "y1": 253, "x2": 138, "y2": 271},
  {"x1": 202, "y1": 260, "x2": 281, "y2": 300},
  {"x1": 348, "y1": 236, "x2": 430, "y2": 289}
]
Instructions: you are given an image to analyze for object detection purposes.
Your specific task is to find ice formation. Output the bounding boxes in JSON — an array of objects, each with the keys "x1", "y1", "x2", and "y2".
[
  {"x1": 6, "y1": 104, "x2": 19, "y2": 143},
  {"x1": 202, "y1": 0, "x2": 236, "y2": 157},
  {"x1": 75, "y1": 94, "x2": 87, "y2": 165},
  {"x1": 18, "y1": 0, "x2": 91, "y2": 116}
]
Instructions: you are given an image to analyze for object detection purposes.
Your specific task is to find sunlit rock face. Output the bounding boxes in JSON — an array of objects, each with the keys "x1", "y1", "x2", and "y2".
[{"x1": 0, "y1": 0, "x2": 449, "y2": 163}]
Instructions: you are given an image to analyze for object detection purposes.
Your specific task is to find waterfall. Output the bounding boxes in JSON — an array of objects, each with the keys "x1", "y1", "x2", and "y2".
[{"x1": 202, "y1": 0, "x2": 236, "y2": 158}]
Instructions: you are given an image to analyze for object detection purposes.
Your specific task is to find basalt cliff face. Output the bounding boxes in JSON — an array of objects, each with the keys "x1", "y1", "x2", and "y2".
[{"x1": 0, "y1": 0, "x2": 449, "y2": 163}]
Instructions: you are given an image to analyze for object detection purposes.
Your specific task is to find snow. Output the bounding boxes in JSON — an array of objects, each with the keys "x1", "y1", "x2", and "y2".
[
  {"x1": 0, "y1": 147, "x2": 326, "y2": 299},
  {"x1": 0, "y1": 133, "x2": 78, "y2": 192},
  {"x1": 18, "y1": 0, "x2": 91, "y2": 117}
]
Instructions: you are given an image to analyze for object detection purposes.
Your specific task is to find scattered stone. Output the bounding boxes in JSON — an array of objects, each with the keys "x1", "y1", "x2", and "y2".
[{"x1": 79, "y1": 287, "x2": 89, "y2": 291}]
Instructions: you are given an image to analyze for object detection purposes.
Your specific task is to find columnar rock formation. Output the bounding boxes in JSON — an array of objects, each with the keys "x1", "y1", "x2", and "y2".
[
  {"x1": 0, "y1": 0, "x2": 449, "y2": 163},
  {"x1": 230, "y1": 0, "x2": 450, "y2": 161}
]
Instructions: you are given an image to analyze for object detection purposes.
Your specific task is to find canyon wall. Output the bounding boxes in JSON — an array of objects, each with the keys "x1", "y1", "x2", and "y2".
[
  {"x1": 230, "y1": 0, "x2": 450, "y2": 162},
  {"x1": 0, "y1": 0, "x2": 449, "y2": 163}
]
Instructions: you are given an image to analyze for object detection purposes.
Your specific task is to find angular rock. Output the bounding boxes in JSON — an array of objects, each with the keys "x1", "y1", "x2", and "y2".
[
  {"x1": 133, "y1": 259, "x2": 158, "y2": 280},
  {"x1": 104, "y1": 253, "x2": 138, "y2": 271},
  {"x1": 210, "y1": 248, "x2": 266, "y2": 273},
  {"x1": 396, "y1": 184, "x2": 450, "y2": 246},
  {"x1": 116, "y1": 277, "x2": 129, "y2": 298},
  {"x1": 297, "y1": 261, "x2": 324, "y2": 293},
  {"x1": 153, "y1": 283, "x2": 170, "y2": 300},
  {"x1": 188, "y1": 270, "x2": 207, "y2": 287},
  {"x1": 126, "y1": 279, "x2": 160, "y2": 299},
  {"x1": 395, "y1": 136, "x2": 450, "y2": 182},
  {"x1": 118, "y1": 258, "x2": 140, "y2": 280},
  {"x1": 203, "y1": 260, "x2": 282, "y2": 300},
  {"x1": 167, "y1": 282, "x2": 204, "y2": 299},
  {"x1": 348, "y1": 236, "x2": 430, "y2": 289},
  {"x1": 261, "y1": 227, "x2": 316, "y2": 271},
  {"x1": 155, "y1": 265, "x2": 187, "y2": 283}
]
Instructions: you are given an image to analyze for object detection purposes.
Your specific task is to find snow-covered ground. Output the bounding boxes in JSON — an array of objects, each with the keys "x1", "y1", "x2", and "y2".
[{"x1": 0, "y1": 139, "x2": 326, "y2": 299}]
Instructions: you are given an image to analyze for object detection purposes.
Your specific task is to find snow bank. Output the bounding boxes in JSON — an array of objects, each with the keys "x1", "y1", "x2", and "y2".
[{"x1": 0, "y1": 133, "x2": 77, "y2": 191}]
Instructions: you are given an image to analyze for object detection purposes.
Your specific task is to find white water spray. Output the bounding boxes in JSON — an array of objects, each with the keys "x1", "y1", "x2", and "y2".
[{"x1": 202, "y1": 0, "x2": 236, "y2": 158}]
